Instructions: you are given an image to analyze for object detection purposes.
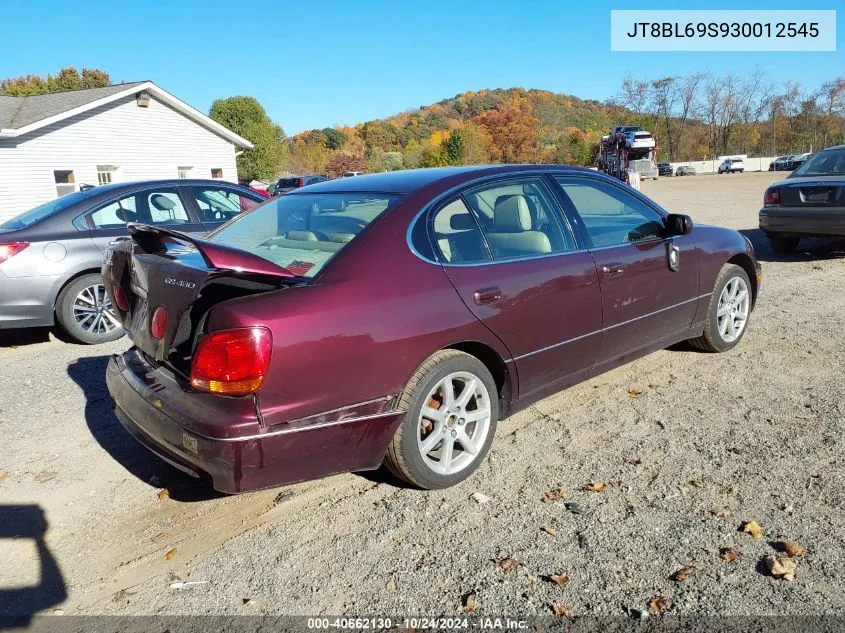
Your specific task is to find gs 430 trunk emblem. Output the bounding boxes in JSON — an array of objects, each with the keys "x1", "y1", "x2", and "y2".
[{"x1": 164, "y1": 277, "x2": 196, "y2": 289}]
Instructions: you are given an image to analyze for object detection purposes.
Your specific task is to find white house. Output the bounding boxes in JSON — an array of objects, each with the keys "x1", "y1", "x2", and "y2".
[{"x1": 0, "y1": 81, "x2": 253, "y2": 222}]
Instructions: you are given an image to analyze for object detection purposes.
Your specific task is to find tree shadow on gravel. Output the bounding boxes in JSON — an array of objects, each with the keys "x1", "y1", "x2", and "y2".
[
  {"x1": 739, "y1": 228, "x2": 845, "y2": 263},
  {"x1": 0, "y1": 504, "x2": 66, "y2": 626},
  {"x1": 67, "y1": 355, "x2": 221, "y2": 502}
]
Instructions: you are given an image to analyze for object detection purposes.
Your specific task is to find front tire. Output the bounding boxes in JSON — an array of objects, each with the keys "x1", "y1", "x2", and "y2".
[
  {"x1": 384, "y1": 350, "x2": 498, "y2": 489},
  {"x1": 56, "y1": 273, "x2": 125, "y2": 345},
  {"x1": 689, "y1": 264, "x2": 752, "y2": 353}
]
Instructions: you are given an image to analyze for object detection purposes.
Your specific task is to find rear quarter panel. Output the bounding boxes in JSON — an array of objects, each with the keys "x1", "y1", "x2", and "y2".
[{"x1": 205, "y1": 192, "x2": 512, "y2": 427}]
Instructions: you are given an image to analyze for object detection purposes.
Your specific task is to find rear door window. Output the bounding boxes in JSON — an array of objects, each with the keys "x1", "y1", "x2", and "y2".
[
  {"x1": 89, "y1": 195, "x2": 138, "y2": 229},
  {"x1": 146, "y1": 190, "x2": 190, "y2": 225},
  {"x1": 430, "y1": 198, "x2": 490, "y2": 264},
  {"x1": 462, "y1": 178, "x2": 577, "y2": 260},
  {"x1": 191, "y1": 187, "x2": 262, "y2": 224}
]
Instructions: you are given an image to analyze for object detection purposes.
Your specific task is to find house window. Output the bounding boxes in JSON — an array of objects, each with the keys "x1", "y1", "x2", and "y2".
[
  {"x1": 211, "y1": 168, "x2": 223, "y2": 179},
  {"x1": 177, "y1": 166, "x2": 193, "y2": 179},
  {"x1": 97, "y1": 165, "x2": 116, "y2": 186},
  {"x1": 54, "y1": 170, "x2": 76, "y2": 197}
]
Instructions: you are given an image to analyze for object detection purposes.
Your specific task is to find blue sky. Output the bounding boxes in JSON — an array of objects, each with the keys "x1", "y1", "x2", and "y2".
[{"x1": 2, "y1": 0, "x2": 842, "y2": 134}]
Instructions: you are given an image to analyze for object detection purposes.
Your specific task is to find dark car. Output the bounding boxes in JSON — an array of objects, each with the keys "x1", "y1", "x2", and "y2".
[
  {"x1": 760, "y1": 146, "x2": 845, "y2": 253},
  {"x1": 0, "y1": 180, "x2": 265, "y2": 344},
  {"x1": 675, "y1": 166, "x2": 697, "y2": 176},
  {"x1": 275, "y1": 175, "x2": 327, "y2": 195},
  {"x1": 658, "y1": 163, "x2": 673, "y2": 177},
  {"x1": 104, "y1": 165, "x2": 760, "y2": 493}
]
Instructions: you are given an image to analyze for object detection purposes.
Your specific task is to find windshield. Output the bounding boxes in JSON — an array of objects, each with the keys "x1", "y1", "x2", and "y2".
[
  {"x1": 208, "y1": 192, "x2": 401, "y2": 277},
  {"x1": 790, "y1": 150, "x2": 845, "y2": 177},
  {"x1": 0, "y1": 190, "x2": 92, "y2": 230}
]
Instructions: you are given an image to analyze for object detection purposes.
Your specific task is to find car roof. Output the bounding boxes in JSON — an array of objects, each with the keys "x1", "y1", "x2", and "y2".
[{"x1": 292, "y1": 165, "x2": 598, "y2": 195}]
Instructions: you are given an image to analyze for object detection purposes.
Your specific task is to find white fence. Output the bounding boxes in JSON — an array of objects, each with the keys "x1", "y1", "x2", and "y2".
[{"x1": 668, "y1": 156, "x2": 776, "y2": 174}]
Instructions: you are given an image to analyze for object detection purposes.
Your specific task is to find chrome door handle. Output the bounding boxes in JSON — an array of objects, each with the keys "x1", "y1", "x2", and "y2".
[
  {"x1": 474, "y1": 287, "x2": 502, "y2": 306},
  {"x1": 109, "y1": 238, "x2": 129, "y2": 246},
  {"x1": 601, "y1": 262, "x2": 624, "y2": 279}
]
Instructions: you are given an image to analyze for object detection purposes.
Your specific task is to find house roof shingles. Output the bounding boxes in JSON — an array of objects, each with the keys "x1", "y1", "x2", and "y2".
[{"x1": 0, "y1": 82, "x2": 147, "y2": 130}]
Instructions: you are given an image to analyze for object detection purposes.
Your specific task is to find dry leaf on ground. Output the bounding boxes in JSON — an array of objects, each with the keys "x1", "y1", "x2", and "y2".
[
  {"x1": 499, "y1": 557, "x2": 520, "y2": 573},
  {"x1": 551, "y1": 603, "x2": 572, "y2": 617},
  {"x1": 542, "y1": 488, "x2": 566, "y2": 502},
  {"x1": 461, "y1": 592, "x2": 477, "y2": 613},
  {"x1": 689, "y1": 479, "x2": 703, "y2": 488},
  {"x1": 721, "y1": 547, "x2": 741, "y2": 562},
  {"x1": 765, "y1": 553, "x2": 797, "y2": 581},
  {"x1": 582, "y1": 482, "x2": 606, "y2": 493},
  {"x1": 782, "y1": 541, "x2": 806, "y2": 557},
  {"x1": 541, "y1": 526, "x2": 557, "y2": 537},
  {"x1": 673, "y1": 567, "x2": 696, "y2": 581},
  {"x1": 648, "y1": 596, "x2": 668, "y2": 613},
  {"x1": 712, "y1": 508, "x2": 730, "y2": 518},
  {"x1": 627, "y1": 387, "x2": 643, "y2": 398},
  {"x1": 0, "y1": 472, "x2": 8, "y2": 482},
  {"x1": 165, "y1": 548, "x2": 178, "y2": 560},
  {"x1": 549, "y1": 573, "x2": 570, "y2": 585},
  {"x1": 157, "y1": 488, "x2": 170, "y2": 501},
  {"x1": 742, "y1": 520, "x2": 765, "y2": 540}
]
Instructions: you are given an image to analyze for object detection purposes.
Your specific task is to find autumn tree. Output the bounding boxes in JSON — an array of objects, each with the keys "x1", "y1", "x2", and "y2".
[
  {"x1": 474, "y1": 98, "x2": 541, "y2": 163},
  {"x1": 209, "y1": 96, "x2": 286, "y2": 181},
  {"x1": 1, "y1": 67, "x2": 111, "y2": 95},
  {"x1": 325, "y1": 153, "x2": 368, "y2": 179}
]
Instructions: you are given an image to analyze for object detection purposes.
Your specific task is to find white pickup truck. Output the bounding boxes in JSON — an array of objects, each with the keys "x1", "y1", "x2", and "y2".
[{"x1": 718, "y1": 158, "x2": 745, "y2": 174}]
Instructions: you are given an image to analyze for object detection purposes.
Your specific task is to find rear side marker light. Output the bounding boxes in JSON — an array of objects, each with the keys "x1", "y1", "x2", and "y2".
[
  {"x1": 190, "y1": 327, "x2": 272, "y2": 396},
  {"x1": 112, "y1": 284, "x2": 130, "y2": 311},
  {"x1": 764, "y1": 188, "x2": 781, "y2": 205},
  {"x1": 150, "y1": 306, "x2": 168, "y2": 340},
  {"x1": 0, "y1": 242, "x2": 29, "y2": 264}
]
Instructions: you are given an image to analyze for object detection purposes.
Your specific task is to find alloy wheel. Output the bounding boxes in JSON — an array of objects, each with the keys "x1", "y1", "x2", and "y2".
[
  {"x1": 716, "y1": 277, "x2": 750, "y2": 343},
  {"x1": 417, "y1": 371, "x2": 492, "y2": 476},
  {"x1": 72, "y1": 283, "x2": 121, "y2": 336}
]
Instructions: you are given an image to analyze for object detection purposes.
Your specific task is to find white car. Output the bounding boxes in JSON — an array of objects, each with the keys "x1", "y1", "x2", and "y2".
[
  {"x1": 718, "y1": 158, "x2": 745, "y2": 174},
  {"x1": 625, "y1": 130, "x2": 656, "y2": 151},
  {"x1": 343, "y1": 171, "x2": 365, "y2": 177}
]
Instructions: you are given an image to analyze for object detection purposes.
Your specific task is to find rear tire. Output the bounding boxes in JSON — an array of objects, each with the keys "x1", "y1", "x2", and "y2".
[
  {"x1": 768, "y1": 235, "x2": 800, "y2": 254},
  {"x1": 56, "y1": 273, "x2": 125, "y2": 345},
  {"x1": 689, "y1": 264, "x2": 752, "y2": 353},
  {"x1": 384, "y1": 350, "x2": 498, "y2": 489}
]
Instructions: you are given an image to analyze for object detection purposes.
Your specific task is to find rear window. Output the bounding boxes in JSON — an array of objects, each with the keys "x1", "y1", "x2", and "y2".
[
  {"x1": 277, "y1": 178, "x2": 301, "y2": 188},
  {"x1": 791, "y1": 150, "x2": 845, "y2": 177},
  {"x1": 0, "y1": 190, "x2": 93, "y2": 229},
  {"x1": 207, "y1": 192, "x2": 401, "y2": 277}
]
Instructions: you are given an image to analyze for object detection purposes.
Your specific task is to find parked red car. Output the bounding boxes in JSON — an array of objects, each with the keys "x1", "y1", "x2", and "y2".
[{"x1": 104, "y1": 166, "x2": 761, "y2": 493}]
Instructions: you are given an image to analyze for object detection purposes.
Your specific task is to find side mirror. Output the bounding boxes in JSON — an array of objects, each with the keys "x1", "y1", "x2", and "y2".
[{"x1": 666, "y1": 213, "x2": 693, "y2": 236}]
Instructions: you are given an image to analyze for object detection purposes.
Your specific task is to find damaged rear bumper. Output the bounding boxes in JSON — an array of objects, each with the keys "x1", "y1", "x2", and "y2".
[{"x1": 106, "y1": 349, "x2": 404, "y2": 494}]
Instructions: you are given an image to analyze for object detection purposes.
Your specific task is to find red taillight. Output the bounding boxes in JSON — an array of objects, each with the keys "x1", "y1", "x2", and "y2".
[
  {"x1": 190, "y1": 328, "x2": 272, "y2": 396},
  {"x1": 0, "y1": 242, "x2": 29, "y2": 264},
  {"x1": 112, "y1": 284, "x2": 130, "y2": 311},
  {"x1": 150, "y1": 306, "x2": 168, "y2": 340},
  {"x1": 297, "y1": 178, "x2": 304, "y2": 187},
  {"x1": 764, "y1": 187, "x2": 781, "y2": 206}
]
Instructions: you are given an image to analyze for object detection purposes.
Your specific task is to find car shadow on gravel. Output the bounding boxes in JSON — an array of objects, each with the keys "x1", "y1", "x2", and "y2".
[
  {"x1": 0, "y1": 327, "x2": 53, "y2": 348},
  {"x1": 739, "y1": 228, "x2": 845, "y2": 263},
  {"x1": 67, "y1": 355, "x2": 222, "y2": 502}
]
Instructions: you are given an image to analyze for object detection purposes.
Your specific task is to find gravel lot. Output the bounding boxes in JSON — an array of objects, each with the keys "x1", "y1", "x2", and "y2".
[{"x1": 1, "y1": 171, "x2": 844, "y2": 619}]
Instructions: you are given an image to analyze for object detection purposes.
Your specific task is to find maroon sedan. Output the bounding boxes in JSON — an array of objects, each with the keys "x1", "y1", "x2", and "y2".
[{"x1": 104, "y1": 166, "x2": 761, "y2": 493}]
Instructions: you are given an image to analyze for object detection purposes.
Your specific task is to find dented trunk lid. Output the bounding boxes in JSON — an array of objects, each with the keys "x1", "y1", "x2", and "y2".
[{"x1": 103, "y1": 224, "x2": 295, "y2": 374}]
